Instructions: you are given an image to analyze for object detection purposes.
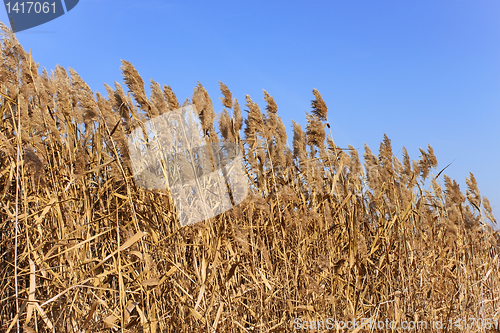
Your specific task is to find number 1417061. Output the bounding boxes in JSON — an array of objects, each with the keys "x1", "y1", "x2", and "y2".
[
  {"x1": 448, "y1": 318, "x2": 499, "y2": 330},
  {"x1": 5, "y1": 2, "x2": 56, "y2": 14}
]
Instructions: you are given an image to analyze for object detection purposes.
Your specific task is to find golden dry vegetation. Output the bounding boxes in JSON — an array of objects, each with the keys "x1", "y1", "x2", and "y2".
[{"x1": 0, "y1": 23, "x2": 499, "y2": 332}]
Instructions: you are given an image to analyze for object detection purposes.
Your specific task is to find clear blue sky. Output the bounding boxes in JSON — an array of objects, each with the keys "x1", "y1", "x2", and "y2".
[{"x1": 1, "y1": 0, "x2": 499, "y2": 226}]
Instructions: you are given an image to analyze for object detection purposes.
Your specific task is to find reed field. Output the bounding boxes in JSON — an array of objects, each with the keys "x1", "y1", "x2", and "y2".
[{"x1": 1, "y1": 23, "x2": 499, "y2": 332}]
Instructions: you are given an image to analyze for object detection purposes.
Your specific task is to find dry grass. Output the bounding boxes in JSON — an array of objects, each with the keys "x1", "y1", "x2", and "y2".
[{"x1": 1, "y1": 23, "x2": 499, "y2": 332}]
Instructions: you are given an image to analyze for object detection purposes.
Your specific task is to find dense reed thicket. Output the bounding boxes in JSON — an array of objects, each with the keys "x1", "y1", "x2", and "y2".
[{"x1": 1, "y1": 23, "x2": 499, "y2": 332}]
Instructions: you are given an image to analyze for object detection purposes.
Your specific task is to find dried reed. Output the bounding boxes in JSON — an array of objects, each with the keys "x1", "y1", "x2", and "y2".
[{"x1": 0, "y1": 23, "x2": 498, "y2": 333}]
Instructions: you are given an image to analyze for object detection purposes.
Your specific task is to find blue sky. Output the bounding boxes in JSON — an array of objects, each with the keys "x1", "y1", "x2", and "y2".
[{"x1": 1, "y1": 0, "x2": 499, "y2": 226}]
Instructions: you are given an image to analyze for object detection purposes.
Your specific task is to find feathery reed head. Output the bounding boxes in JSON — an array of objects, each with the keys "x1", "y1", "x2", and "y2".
[
  {"x1": 311, "y1": 88, "x2": 328, "y2": 121},
  {"x1": 120, "y1": 59, "x2": 155, "y2": 117},
  {"x1": 218, "y1": 81, "x2": 233, "y2": 109}
]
